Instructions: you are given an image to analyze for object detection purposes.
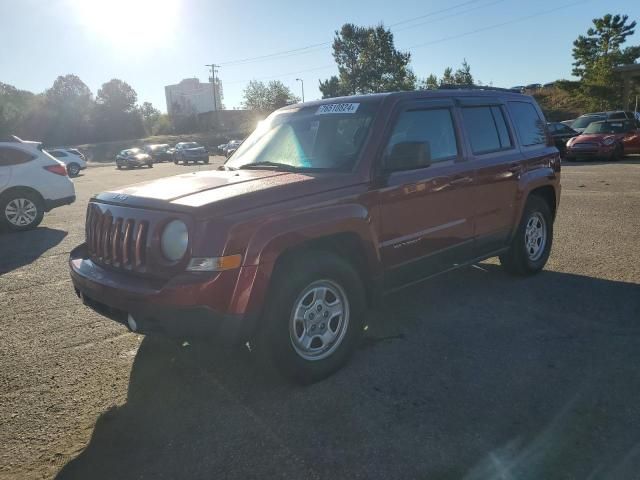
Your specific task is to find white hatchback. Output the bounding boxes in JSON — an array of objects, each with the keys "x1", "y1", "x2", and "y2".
[{"x1": 0, "y1": 137, "x2": 76, "y2": 231}]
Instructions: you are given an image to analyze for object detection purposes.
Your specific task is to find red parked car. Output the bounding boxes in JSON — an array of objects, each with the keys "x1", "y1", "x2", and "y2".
[
  {"x1": 565, "y1": 120, "x2": 640, "y2": 161},
  {"x1": 69, "y1": 89, "x2": 561, "y2": 383}
]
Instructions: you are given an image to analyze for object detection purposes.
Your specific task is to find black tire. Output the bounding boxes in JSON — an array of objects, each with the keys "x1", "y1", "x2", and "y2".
[
  {"x1": 500, "y1": 195, "x2": 553, "y2": 276},
  {"x1": 204, "y1": 157, "x2": 210, "y2": 164},
  {"x1": 0, "y1": 190, "x2": 45, "y2": 232},
  {"x1": 67, "y1": 162, "x2": 80, "y2": 177},
  {"x1": 609, "y1": 144, "x2": 623, "y2": 161},
  {"x1": 147, "y1": 163, "x2": 153, "y2": 168},
  {"x1": 116, "y1": 164, "x2": 122, "y2": 170},
  {"x1": 256, "y1": 251, "x2": 366, "y2": 384}
]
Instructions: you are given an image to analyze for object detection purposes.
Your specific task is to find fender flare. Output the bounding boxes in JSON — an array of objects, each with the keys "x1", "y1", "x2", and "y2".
[{"x1": 228, "y1": 203, "x2": 381, "y2": 316}]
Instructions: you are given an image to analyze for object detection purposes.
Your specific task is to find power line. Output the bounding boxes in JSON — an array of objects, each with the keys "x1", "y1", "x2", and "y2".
[
  {"x1": 221, "y1": 0, "x2": 589, "y2": 89},
  {"x1": 408, "y1": 0, "x2": 589, "y2": 49},
  {"x1": 215, "y1": 0, "x2": 488, "y2": 67}
]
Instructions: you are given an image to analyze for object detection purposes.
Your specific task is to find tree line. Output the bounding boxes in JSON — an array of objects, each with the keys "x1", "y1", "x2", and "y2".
[{"x1": 0, "y1": 76, "x2": 170, "y2": 146}]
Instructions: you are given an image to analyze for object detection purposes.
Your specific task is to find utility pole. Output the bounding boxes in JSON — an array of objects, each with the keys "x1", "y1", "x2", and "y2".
[
  {"x1": 205, "y1": 64, "x2": 219, "y2": 111},
  {"x1": 296, "y1": 78, "x2": 305, "y2": 103}
]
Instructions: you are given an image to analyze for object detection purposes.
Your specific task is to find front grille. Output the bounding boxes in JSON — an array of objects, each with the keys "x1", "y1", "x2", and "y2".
[
  {"x1": 572, "y1": 142, "x2": 599, "y2": 150},
  {"x1": 86, "y1": 205, "x2": 149, "y2": 271}
]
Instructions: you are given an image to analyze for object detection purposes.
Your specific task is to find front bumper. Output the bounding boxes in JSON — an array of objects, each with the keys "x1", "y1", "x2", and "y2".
[
  {"x1": 69, "y1": 244, "x2": 254, "y2": 343},
  {"x1": 565, "y1": 144, "x2": 614, "y2": 159}
]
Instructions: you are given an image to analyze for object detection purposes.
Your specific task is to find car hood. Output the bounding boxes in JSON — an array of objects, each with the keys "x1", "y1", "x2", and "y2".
[{"x1": 94, "y1": 169, "x2": 358, "y2": 216}]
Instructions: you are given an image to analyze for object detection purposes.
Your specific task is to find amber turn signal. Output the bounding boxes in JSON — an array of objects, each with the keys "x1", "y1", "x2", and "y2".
[{"x1": 187, "y1": 255, "x2": 242, "y2": 272}]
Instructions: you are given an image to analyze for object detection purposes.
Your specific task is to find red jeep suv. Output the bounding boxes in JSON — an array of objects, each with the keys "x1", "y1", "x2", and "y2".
[{"x1": 69, "y1": 89, "x2": 561, "y2": 382}]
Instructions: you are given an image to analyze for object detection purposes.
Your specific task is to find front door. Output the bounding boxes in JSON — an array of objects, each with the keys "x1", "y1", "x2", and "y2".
[{"x1": 376, "y1": 100, "x2": 475, "y2": 290}]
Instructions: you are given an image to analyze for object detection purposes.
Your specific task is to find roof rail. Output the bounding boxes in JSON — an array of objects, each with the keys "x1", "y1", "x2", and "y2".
[
  {"x1": 0, "y1": 135, "x2": 22, "y2": 143},
  {"x1": 436, "y1": 84, "x2": 517, "y2": 93}
]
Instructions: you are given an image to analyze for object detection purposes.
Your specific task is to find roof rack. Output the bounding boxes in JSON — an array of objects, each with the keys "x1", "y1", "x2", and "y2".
[
  {"x1": 436, "y1": 84, "x2": 517, "y2": 93},
  {"x1": 0, "y1": 135, "x2": 22, "y2": 143}
]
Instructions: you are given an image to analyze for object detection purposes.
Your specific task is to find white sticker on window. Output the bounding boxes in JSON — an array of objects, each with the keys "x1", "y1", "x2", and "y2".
[{"x1": 316, "y1": 103, "x2": 360, "y2": 115}]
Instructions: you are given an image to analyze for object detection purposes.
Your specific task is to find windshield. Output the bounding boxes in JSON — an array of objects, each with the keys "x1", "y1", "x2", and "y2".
[
  {"x1": 583, "y1": 121, "x2": 630, "y2": 134},
  {"x1": 573, "y1": 116, "x2": 604, "y2": 129},
  {"x1": 225, "y1": 102, "x2": 378, "y2": 171},
  {"x1": 181, "y1": 142, "x2": 200, "y2": 149},
  {"x1": 124, "y1": 148, "x2": 142, "y2": 155}
]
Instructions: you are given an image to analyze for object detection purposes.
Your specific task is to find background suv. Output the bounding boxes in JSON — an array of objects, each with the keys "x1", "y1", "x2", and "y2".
[
  {"x1": 47, "y1": 148, "x2": 87, "y2": 177},
  {"x1": 0, "y1": 136, "x2": 75, "y2": 231},
  {"x1": 173, "y1": 142, "x2": 209, "y2": 164}
]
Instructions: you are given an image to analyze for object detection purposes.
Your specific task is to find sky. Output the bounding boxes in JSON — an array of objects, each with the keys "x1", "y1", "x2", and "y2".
[{"x1": 1, "y1": 0, "x2": 639, "y2": 112}]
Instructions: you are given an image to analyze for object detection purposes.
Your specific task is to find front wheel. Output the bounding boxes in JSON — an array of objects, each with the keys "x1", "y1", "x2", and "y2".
[
  {"x1": 500, "y1": 195, "x2": 553, "y2": 275},
  {"x1": 257, "y1": 251, "x2": 365, "y2": 384},
  {"x1": 608, "y1": 144, "x2": 623, "y2": 162}
]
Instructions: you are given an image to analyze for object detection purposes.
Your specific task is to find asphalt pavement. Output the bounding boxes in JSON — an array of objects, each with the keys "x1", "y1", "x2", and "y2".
[{"x1": 1, "y1": 157, "x2": 639, "y2": 479}]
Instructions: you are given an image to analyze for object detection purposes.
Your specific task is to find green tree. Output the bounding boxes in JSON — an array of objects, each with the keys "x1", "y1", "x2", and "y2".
[
  {"x1": 96, "y1": 79, "x2": 138, "y2": 112},
  {"x1": 571, "y1": 14, "x2": 640, "y2": 110},
  {"x1": 0, "y1": 83, "x2": 35, "y2": 139},
  {"x1": 440, "y1": 67, "x2": 455, "y2": 86},
  {"x1": 243, "y1": 80, "x2": 299, "y2": 112},
  {"x1": 43, "y1": 75, "x2": 94, "y2": 145},
  {"x1": 319, "y1": 23, "x2": 416, "y2": 98},
  {"x1": 93, "y1": 79, "x2": 144, "y2": 141},
  {"x1": 453, "y1": 59, "x2": 474, "y2": 85}
]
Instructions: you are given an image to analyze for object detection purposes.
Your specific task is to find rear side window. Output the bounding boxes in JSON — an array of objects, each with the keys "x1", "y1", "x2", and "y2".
[
  {"x1": 0, "y1": 147, "x2": 36, "y2": 166},
  {"x1": 608, "y1": 112, "x2": 626, "y2": 120},
  {"x1": 384, "y1": 108, "x2": 458, "y2": 170},
  {"x1": 48, "y1": 150, "x2": 67, "y2": 158},
  {"x1": 461, "y1": 106, "x2": 512, "y2": 154},
  {"x1": 508, "y1": 101, "x2": 546, "y2": 146}
]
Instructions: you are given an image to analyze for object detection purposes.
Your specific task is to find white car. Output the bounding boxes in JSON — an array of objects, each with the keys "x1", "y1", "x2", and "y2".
[
  {"x1": 0, "y1": 136, "x2": 76, "y2": 231},
  {"x1": 46, "y1": 148, "x2": 87, "y2": 177}
]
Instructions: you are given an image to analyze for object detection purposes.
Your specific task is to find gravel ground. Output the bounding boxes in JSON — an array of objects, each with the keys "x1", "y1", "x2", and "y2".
[{"x1": 1, "y1": 157, "x2": 639, "y2": 480}]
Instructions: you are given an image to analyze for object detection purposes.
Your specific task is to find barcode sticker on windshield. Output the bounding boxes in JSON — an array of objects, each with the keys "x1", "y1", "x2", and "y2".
[{"x1": 316, "y1": 103, "x2": 360, "y2": 114}]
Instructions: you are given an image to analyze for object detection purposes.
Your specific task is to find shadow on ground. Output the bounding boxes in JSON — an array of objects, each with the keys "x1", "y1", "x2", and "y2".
[
  {"x1": 57, "y1": 265, "x2": 640, "y2": 480},
  {"x1": 0, "y1": 227, "x2": 67, "y2": 275}
]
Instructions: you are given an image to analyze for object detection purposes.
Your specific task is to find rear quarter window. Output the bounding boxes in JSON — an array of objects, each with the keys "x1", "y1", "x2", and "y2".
[
  {"x1": 507, "y1": 101, "x2": 546, "y2": 146},
  {"x1": 0, "y1": 147, "x2": 36, "y2": 166}
]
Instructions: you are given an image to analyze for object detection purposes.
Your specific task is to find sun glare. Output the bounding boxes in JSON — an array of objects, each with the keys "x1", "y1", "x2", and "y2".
[{"x1": 70, "y1": 0, "x2": 180, "y2": 50}]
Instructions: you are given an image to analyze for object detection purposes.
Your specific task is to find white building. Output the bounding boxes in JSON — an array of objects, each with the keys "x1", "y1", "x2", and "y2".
[{"x1": 165, "y1": 78, "x2": 222, "y2": 116}]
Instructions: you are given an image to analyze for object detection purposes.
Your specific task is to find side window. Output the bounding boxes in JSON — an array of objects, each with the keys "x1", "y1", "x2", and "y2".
[
  {"x1": 508, "y1": 101, "x2": 546, "y2": 146},
  {"x1": 384, "y1": 108, "x2": 458, "y2": 171},
  {"x1": 0, "y1": 147, "x2": 35, "y2": 166},
  {"x1": 461, "y1": 106, "x2": 512, "y2": 154},
  {"x1": 556, "y1": 124, "x2": 572, "y2": 134},
  {"x1": 49, "y1": 150, "x2": 67, "y2": 158}
]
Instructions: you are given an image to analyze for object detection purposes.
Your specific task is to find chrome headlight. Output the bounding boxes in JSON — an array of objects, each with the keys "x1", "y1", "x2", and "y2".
[{"x1": 160, "y1": 220, "x2": 189, "y2": 261}]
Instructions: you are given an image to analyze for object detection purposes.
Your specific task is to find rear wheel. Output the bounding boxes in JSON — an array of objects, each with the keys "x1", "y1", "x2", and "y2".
[
  {"x1": 67, "y1": 162, "x2": 80, "y2": 177},
  {"x1": 257, "y1": 251, "x2": 365, "y2": 384},
  {"x1": 500, "y1": 195, "x2": 553, "y2": 275},
  {"x1": 0, "y1": 190, "x2": 44, "y2": 232}
]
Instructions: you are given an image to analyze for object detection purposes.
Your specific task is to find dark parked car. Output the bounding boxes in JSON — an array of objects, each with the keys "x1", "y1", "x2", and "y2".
[
  {"x1": 547, "y1": 122, "x2": 579, "y2": 157},
  {"x1": 115, "y1": 148, "x2": 153, "y2": 169},
  {"x1": 173, "y1": 142, "x2": 209, "y2": 164},
  {"x1": 565, "y1": 120, "x2": 640, "y2": 161},
  {"x1": 70, "y1": 89, "x2": 560, "y2": 383},
  {"x1": 571, "y1": 111, "x2": 639, "y2": 133},
  {"x1": 144, "y1": 144, "x2": 172, "y2": 162}
]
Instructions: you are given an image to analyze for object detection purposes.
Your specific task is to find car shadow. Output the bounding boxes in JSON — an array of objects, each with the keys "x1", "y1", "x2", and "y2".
[
  {"x1": 0, "y1": 227, "x2": 67, "y2": 275},
  {"x1": 563, "y1": 155, "x2": 640, "y2": 166},
  {"x1": 56, "y1": 265, "x2": 640, "y2": 480}
]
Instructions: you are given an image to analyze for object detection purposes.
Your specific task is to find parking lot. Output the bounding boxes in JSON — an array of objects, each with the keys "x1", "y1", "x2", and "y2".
[{"x1": 1, "y1": 157, "x2": 639, "y2": 479}]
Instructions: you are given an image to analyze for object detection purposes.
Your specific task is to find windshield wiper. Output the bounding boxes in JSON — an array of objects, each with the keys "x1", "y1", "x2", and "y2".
[{"x1": 238, "y1": 161, "x2": 300, "y2": 171}]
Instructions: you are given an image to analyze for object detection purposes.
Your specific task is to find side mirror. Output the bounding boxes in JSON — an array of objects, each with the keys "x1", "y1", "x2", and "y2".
[{"x1": 386, "y1": 141, "x2": 431, "y2": 171}]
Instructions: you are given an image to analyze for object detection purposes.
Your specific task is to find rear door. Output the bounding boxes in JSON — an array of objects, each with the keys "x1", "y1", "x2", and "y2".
[
  {"x1": 457, "y1": 98, "x2": 522, "y2": 253},
  {"x1": 376, "y1": 99, "x2": 475, "y2": 289},
  {"x1": 0, "y1": 146, "x2": 38, "y2": 190}
]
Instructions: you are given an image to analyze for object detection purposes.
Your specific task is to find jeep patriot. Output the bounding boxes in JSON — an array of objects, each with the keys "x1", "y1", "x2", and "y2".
[{"x1": 69, "y1": 89, "x2": 561, "y2": 383}]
